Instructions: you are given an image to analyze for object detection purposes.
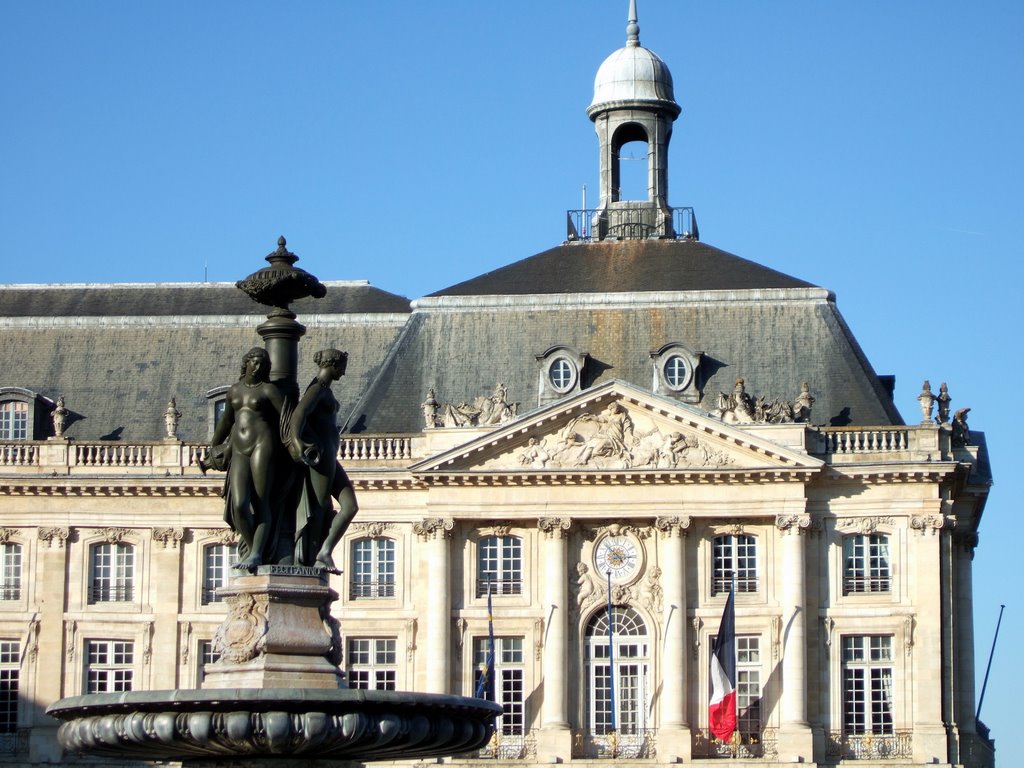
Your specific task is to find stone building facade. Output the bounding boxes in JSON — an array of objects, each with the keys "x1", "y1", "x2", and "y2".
[{"x1": 0, "y1": 4, "x2": 992, "y2": 767}]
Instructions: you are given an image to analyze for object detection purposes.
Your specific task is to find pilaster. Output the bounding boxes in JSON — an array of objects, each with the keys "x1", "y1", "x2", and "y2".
[
  {"x1": 31, "y1": 527, "x2": 70, "y2": 764},
  {"x1": 909, "y1": 512, "x2": 952, "y2": 763},
  {"x1": 536, "y1": 516, "x2": 571, "y2": 762},
  {"x1": 149, "y1": 528, "x2": 184, "y2": 688}
]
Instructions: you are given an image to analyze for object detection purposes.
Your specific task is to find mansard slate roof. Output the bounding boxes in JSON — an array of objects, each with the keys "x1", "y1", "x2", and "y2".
[
  {"x1": 350, "y1": 240, "x2": 902, "y2": 433},
  {"x1": 0, "y1": 281, "x2": 410, "y2": 317},
  {"x1": 0, "y1": 282, "x2": 410, "y2": 442},
  {"x1": 428, "y1": 240, "x2": 815, "y2": 296},
  {"x1": 0, "y1": 239, "x2": 903, "y2": 442}
]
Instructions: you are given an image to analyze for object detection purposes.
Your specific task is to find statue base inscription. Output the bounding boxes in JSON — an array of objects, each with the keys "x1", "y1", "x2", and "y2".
[{"x1": 202, "y1": 569, "x2": 344, "y2": 690}]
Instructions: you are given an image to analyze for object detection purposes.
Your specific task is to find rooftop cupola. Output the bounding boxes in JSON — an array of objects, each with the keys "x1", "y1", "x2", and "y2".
[{"x1": 586, "y1": 0, "x2": 682, "y2": 241}]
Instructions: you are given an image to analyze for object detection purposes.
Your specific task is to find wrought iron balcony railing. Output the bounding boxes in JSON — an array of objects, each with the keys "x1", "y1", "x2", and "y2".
[
  {"x1": 843, "y1": 575, "x2": 892, "y2": 595},
  {"x1": 692, "y1": 727, "x2": 778, "y2": 759},
  {"x1": 349, "y1": 580, "x2": 396, "y2": 600},
  {"x1": 87, "y1": 584, "x2": 134, "y2": 603},
  {"x1": 711, "y1": 576, "x2": 758, "y2": 595},
  {"x1": 0, "y1": 585, "x2": 20, "y2": 601},
  {"x1": 476, "y1": 577, "x2": 523, "y2": 598},
  {"x1": 475, "y1": 729, "x2": 536, "y2": 760},
  {"x1": 566, "y1": 206, "x2": 697, "y2": 243},
  {"x1": 825, "y1": 730, "x2": 912, "y2": 760},
  {"x1": 571, "y1": 728, "x2": 656, "y2": 759}
]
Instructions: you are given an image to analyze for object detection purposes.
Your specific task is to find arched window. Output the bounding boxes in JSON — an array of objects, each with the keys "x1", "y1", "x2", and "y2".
[
  {"x1": 713, "y1": 535, "x2": 757, "y2": 595},
  {"x1": 843, "y1": 534, "x2": 891, "y2": 594},
  {"x1": 88, "y1": 542, "x2": 135, "y2": 603},
  {"x1": 477, "y1": 535, "x2": 522, "y2": 596},
  {"x1": 350, "y1": 538, "x2": 396, "y2": 599},
  {"x1": 0, "y1": 402, "x2": 28, "y2": 440},
  {"x1": 584, "y1": 607, "x2": 650, "y2": 736}
]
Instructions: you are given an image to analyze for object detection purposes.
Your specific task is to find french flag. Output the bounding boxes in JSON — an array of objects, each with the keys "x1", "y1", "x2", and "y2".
[{"x1": 708, "y1": 586, "x2": 737, "y2": 741}]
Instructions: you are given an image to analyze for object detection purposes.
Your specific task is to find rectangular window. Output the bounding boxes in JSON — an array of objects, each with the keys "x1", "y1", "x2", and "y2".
[
  {"x1": 346, "y1": 638, "x2": 397, "y2": 690},
  {"x1": 0, "y1": 641, "x2": 19, "y2": 733},
  {"x1": 350, "y1": 539, "x2": 396, "y2": 599},
  {"x1": 202, "y1": 543, "x2": 238, "y2": 604},
  {"x1": 0, "y1": 545, "x2": 21, "y2": 601},
  {"x1": 468, "y1": 634, "x2": 520, "y2": 737},
  {"x1": 842, "y1": 635, "x2": 894, "y2": 734},
  {"x1": 0, "y1": 403, "x2": 28, "y2": 441},
  {"x1": 477, "y1": 535, "x2": 523, "y2": 596},
  {"x1": 475, "y1": 636, "x2": 525, "y2": 734},
  {"x1": 712, "y1": 535, "x2": 757, "y2": 594},
  {"x1": 197, "y1": 640, "x2": 220, "y2": 686},
  {"x1": 736, "y1": 635, "x2": 762, "y2": 735},
  {"x1": 85, "y1": 640, "x2": 134, "y2": 693},
  {"x1": 89, "y1": 543, "x2": 134, "y2": 603},
  {"x1": 843, "y1": 535, "x2": 891, "y2": 594}
]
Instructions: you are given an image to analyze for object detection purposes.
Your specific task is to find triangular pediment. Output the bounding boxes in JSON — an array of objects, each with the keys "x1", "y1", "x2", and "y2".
[{"x1": 411, "y1": 380, "x2": 824, "y2": 476}]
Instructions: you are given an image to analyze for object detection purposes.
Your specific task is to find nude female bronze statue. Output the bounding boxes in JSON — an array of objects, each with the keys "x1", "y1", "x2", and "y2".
[
  {"x1": 207, "y1": 347, "x2": 287, "y2": 571},
  {"x1": 288, "y1": 348, "x2": 358, "y2": 572}
]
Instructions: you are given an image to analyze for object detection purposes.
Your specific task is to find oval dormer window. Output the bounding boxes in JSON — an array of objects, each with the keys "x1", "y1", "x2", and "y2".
[
  {"x1": 549, "y1": 358, "x2": 576, "y2": 393},
  {"x1": 663, "y1": 355, "x2": 688, "y2": 390}
]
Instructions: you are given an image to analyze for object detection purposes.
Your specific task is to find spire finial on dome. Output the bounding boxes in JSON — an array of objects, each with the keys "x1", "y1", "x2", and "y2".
[{"x1": 626, "y1": 0, "x2": 640, "y2": 47}]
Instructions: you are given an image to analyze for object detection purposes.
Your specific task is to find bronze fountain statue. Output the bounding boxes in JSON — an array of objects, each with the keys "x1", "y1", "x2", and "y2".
[{"x1": 46, "y1": 238, "x2": 498, "y2": 764}]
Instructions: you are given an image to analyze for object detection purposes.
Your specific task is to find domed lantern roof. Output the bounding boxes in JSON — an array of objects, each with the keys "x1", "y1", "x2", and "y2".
[{"x1": 588, "y1": 0, "x2": 680, "y2": 119}]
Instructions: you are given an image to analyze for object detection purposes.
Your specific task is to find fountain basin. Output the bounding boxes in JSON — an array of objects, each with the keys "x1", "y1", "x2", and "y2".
[{"x1": 48, "y1": 687, "x2": 501, "y2": 763}]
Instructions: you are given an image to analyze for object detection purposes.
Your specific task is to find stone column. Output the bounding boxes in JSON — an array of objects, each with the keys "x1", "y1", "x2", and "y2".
[
  {"x1": 413, "y1": 517, "x2": 454, "y2": 694},
  {"x1": 536, "y1": 517, "x2": 571, "y2": 763},
  {"x1": 909, "y1": 513, "x2": 950, "y2": 763},
  {"x1": 655, "y1": 516, "x2": 691, "y2": 761},
  {"x1": 775, "y1": 514, "x2": 813, "y2": 762}
]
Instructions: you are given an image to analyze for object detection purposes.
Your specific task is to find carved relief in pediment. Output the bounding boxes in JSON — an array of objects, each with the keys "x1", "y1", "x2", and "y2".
[{"x1": 481, "y1": 401, "x2": 734, "y2": 471}]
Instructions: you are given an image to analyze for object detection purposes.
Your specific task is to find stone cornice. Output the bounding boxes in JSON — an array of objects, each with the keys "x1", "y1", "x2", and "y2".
[
  {"x1": 413, "y1": 468, "x2": 818, "y2": 487},
  {"x1": 412, "y1": 286, "x2": 834, "y2": 312},
  {"x1": 0, "y1": 481, "x2": 221, "y2": 497}
]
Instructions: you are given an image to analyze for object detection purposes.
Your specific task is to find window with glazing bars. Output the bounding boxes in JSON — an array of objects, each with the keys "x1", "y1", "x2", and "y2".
[
  {"x1": 197, "y1": 640, "x2": 220, "y2": 686},
  {"x1": 473, "y1": 636, "x2": 525, "y2": 734},
  {"x1": 843, "y1": 534, "x2": 891, "y2": 594},
  {"x1": 712, "y1": 535, "x2": 757, "y2": 594},
  {"x1": 349, "y1": 539, "x2": 395, "y2": 599},
  {"x1": 85, "y1": 640, "x2": 134, "y2": 693},
  {"x1": 0, "y1": 403, "x2": 27, "y2": 441},
  {"x1": 202, "y1": 543, "x2": 238, "y2": 604},
  {"x1": 347, "y1": 638, "x2": 397, "y2": 690},
  {"x1": 0, "y1": 641, "x2": 19, "y2": 733},
  {"x1": 477, "y1": 535, "x2": 522, "y2": 596},
  {"x1": 88, "y1": 543, "x2": 134, "y2": 603},
  {"x1": 842, "y1": 635, "x2": 894, "y2": 734},
  {"x1": 0, "y1": 545, "x2": 20, "y2": 601}
]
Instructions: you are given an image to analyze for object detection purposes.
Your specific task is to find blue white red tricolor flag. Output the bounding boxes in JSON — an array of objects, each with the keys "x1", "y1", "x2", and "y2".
[
  {"x1": 475, "y1": 583, "x2": 496, "y2": 700},
  {"x1": 708, "y1": 586, "x2": 737, "y2": 741}
]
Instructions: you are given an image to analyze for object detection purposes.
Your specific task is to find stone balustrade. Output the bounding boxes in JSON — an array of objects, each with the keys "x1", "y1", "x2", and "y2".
[
  {"x1": 0, "y1": 435, "x2": 417, "y2": 474},
  {"x1": 0, "y1": 424, "x2": 958, "y2": 475}
]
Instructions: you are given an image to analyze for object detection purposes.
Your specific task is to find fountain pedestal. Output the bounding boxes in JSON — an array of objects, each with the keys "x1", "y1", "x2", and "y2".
[{"x1": 203, "y1": 567, "x2": 344, "y2": 690}]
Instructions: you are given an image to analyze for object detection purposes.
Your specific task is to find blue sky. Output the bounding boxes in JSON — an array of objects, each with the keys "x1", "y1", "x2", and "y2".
[{"x1": 3, "y1": 0, "x2": 1021, "y2": 748}]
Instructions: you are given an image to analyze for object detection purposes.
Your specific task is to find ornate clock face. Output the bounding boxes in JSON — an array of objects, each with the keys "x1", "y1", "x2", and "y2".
[{"x1": 594, "y1": 535, "x2": 641, "y2": 584}]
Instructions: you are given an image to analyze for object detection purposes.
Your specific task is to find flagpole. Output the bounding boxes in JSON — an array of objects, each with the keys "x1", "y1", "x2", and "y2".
[{"x1": 606, "y1": 569, "x2": 616, "y2": 745}]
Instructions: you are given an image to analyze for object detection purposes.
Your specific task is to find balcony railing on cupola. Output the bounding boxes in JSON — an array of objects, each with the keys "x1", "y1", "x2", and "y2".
[{"x1": 566, "y1": 205, "x2": 698, "y2": 243}]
